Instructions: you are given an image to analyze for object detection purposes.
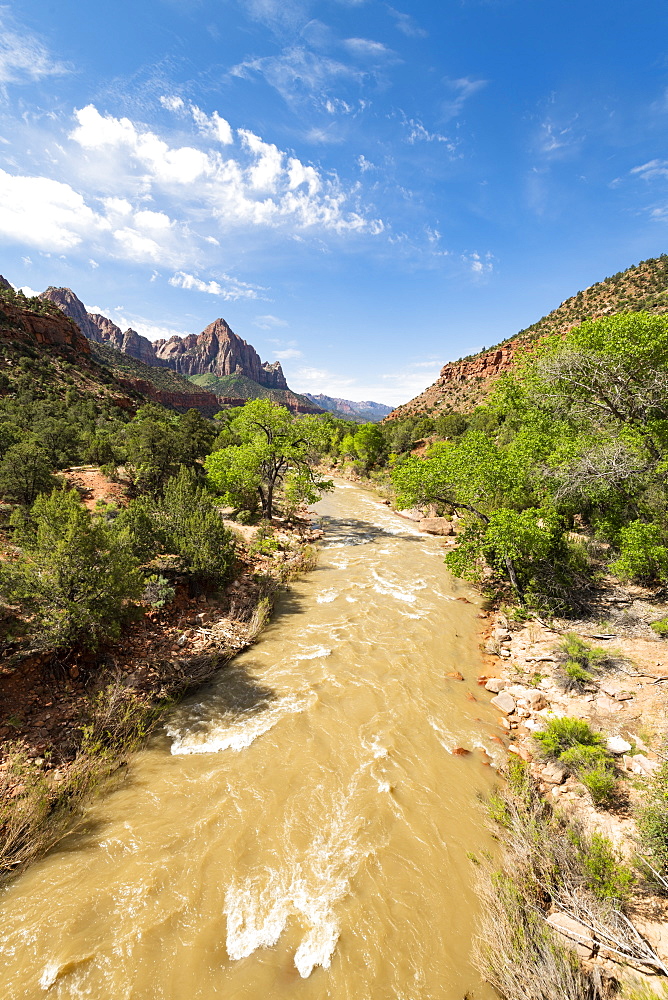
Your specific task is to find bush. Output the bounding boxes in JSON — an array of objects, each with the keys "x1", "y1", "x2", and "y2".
[
  {"x1": 534, "y1": 717, "x2": 605, "y2": 758},
  {"x1": 564, "y1": 660, "x2": 594, "y2": 688},
  {"x1": 569, "y1": 829, "x2": 635, "y2": 905},
  {"x1": 0, "y1": 487, "x2": 144, "y2": 649},
  {"x1": 159, "y1": 467, "x2": 236, "y2": 586},
  {"x1": 536, "y1": 719, "x2": 616, "y2": 806},
  {"x1": 610, "y1": 520, "x2": 668, "y2": 583},
  {"x1": 142, "y1": 574, "x2": 175, "y2": 608},
  {"x1": 637, "y1": 762, "x2": 668, "y2": 888},
  {"x1": 650, "y1": 617, "x2": 668, "y2": 637}
]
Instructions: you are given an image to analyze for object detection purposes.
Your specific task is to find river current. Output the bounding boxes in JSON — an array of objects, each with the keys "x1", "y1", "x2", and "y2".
[{"x1": 0, "y1": 480, "x2": 501, "y2": 999}]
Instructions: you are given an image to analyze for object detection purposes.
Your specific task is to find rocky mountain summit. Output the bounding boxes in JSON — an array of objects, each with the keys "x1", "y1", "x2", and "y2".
[{"x1": 41, "y1": 287, "x2": 289, "y2": 390}]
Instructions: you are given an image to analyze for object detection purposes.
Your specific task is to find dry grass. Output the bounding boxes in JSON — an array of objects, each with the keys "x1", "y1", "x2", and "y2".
[{"x1": 473, "y1": 762, "x2": 668, "y2": 999}]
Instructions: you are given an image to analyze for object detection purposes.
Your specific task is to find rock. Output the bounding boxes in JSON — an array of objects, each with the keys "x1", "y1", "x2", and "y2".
[
  {"x1": 624, "y1": 754, "x2": 659, "y2": 776},
  {"x1": 69, "y1": 665, "x2": 79, "y2": 679},
  {"x1": 506, "y1": 684, "x2": 532, "y2": 700},
  {"x1": 446, "y1": 671, "x2": 464, "y2": 680},
  {"x1": 397, "y1": 507, "x2": 424, "y2": 521},
  {"x1": 485, "y1": 678, "x2": 507, "y2": 693},
  {"x1": 524, "y1": 718, "x2": 544, "y2": 733},
  {"x1": 525, "y1": 690, "x2": 547, "y2": 710},
  {"x1": 606, "y1": 736, "x2": 632, "y2": 755},
  {"x1": 483, "y1": 642, "x2": 500, "y2": 655},
  {"x1": 500, "y1": 648, "x2": 511, "y2": 657},
  {"x1": 452, "y1": 747, "x2": 471, "y2": 756},
  {"x1": 614, "y1": 690, "x2": 633, "y2": 701},
  {"x1": 419, "y1": 517, "x2": 454, "y2": 536},
  {"x1": 541, "y1": 761, "x2": 567, "y2": 784},
  {"x1": 491, "y1": 692, "x2": 516, "y2": 714}
]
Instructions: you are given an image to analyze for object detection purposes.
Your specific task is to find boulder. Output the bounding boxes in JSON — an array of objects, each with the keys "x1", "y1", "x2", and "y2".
[
  {"x1": 484, "y1": 678, "x2": 506, "y2": 693},
  {"x1": 606, "y1": 736, "x2": 632, "y2": 755},
  {"x1": 418, "y1": 517, "x2": 454, "y2": 536},
  {"x1": 541, "y1": 760, "x2": 567, "y2": 785},
  {"x1": 491, "y1": 691, "x2": 516, "y2": 714}
]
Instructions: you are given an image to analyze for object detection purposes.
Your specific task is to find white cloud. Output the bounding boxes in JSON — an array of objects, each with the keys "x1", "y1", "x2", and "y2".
[
  {"x1": 113, "y1": 227, "x2": 166, "y2": 264},
  {"x1": 343, "y1": 38, "x2": 395, "y2": 60},
  {"x1": 386, "y1": 7, "x2": 427, "y2": 39},
  {"x1": 69, "y1": 104, "x2": 382, "y2": 234},
  {"x1": 357, "y1": 154, "x2": 375, "y2": 172},
  {"x1": 442, "y1": 77, "x2": 487, "y2": 119},
  {"x1": 0, "y1": 8, "x2": 69, "y2": 88},
  {"x1": 159, "y1": 94, "x2": 185, "y2": 112},
  {"x1": 169, "y1": 270, "x2": 265, "y2": 300},
  {"x1": 18, "y1": 284, "x2": 40, "y2": 297},
  {"x1": 0, "y1": 169, "x2": 106, "y2": 250},
  {"x1": 231, "y1": 47, "x2": 363, "y2": 109},
  {"x1": 273, "y1": 347, "x2": 303, "y2": 359},
  {"x1": 134, "y1": 209, "x2": 173, "y2": 229},
  {"x1": 402, "y1": 116, "x2": 455, "y2": 149},
  {"x1": 630, "y1": 159, "x2": 668, "y2": 181},
  {"x1": 255, "y1": 314, "x2": 289, "y2": 328},
  {"x1": 191, "y1": 104, "x2": 234, "y2": 145},
  {"x1": 89, "y1": 258, "x2": 99, "y2": 268},
  {"x1": 462, "y1": 250, "x2": 494, "y2": 275}
]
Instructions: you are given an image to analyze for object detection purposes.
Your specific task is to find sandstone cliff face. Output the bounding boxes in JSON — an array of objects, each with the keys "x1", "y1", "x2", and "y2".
[
  {"x1": 116, "y1": 378, "x2": 220, "y2": 416},
  {"x1": 42, "y1": 287, "x2": 289, "y2": 390},
  {"x1": 0, "y1": 295, "x2": 90, "y2": 355},
  {"x1": 153, "y1": 318, "x2": 289, "y2": 389}
]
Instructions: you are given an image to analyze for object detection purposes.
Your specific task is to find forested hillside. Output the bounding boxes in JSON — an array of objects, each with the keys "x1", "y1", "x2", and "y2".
[{"x1": 389, "y1": 253, "x2": 668, "y2": 420}]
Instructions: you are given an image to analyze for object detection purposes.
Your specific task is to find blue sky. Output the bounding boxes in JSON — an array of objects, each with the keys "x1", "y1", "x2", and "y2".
[{"x1": 0, "y1": 0, "x2": 667, "y2": 405}]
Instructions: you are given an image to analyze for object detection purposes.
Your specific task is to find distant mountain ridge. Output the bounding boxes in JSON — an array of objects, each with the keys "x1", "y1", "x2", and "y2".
[
  {"x1": 387, "y1": 253, "x2": 668, "y2": 420},
  {"x1": 39, "y1": 286, "x2": 323, "y2": 415},
  {"x1": 304, "y1": 393, "x2": 393, "y2": 422},
  {"x1": 40, "y1": 287, "x2": 290, "y2": 390}
]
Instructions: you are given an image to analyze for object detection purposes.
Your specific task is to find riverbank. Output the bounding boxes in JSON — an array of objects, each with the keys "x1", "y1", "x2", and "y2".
[
  {"x1": 0, "y1": 472, "x2": 322, "y2": 880},
  {"x1": 475, "y1": 596, "x2": 668, "y2": 994}
]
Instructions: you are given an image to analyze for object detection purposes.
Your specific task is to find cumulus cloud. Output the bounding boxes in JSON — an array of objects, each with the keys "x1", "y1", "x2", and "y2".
[
  {"x1": 0, "y1": 8, "x2": 69, "y2": 89},
  {"x1": 0, "y1": 169, "x2": 106, "y2": 250},
  {"x1": 190, "y1": 104, "x2": 234, "y2": 145},
  {"x1": 69, "y1": 104, "x2": 382, "y2": 234},
  {"x1": 169, "y1": 270, "x2": 265, "y2": 300}
]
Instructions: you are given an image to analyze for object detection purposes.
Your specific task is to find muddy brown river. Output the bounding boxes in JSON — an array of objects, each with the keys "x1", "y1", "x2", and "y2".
[{"x1": 0, "y1": 481, "x2": 502, "y2": 999}]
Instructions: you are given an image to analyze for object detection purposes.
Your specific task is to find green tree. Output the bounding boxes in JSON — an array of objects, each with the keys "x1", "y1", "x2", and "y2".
[
  {"x1": 158, "y1": 467, "x2": 236, "y2": 584},
  {"x1": 1, "y1": 487, "x2": 143, "y2": 649},
  {"x1": 205, "y1": 399, "x2": 332, "y2": 518},
  {"x1": 0, "y1": 441, "x2": 59, "y2": 506},
  {"x1": 354, "y1": 423, "x2": 387, "y2": 472}
]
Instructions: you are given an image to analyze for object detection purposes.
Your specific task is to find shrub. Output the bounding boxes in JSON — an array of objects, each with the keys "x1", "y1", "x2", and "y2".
[
  {"x1": 142, "y1": 574, "x2": 175, "y2": 608},
  {"x1": 610, "y1": 520, "x2": 668, "y2": 583},
  {"x1": 579, "y1": 765, "x2": 617, "y2": 807},
  {"x1": 650, "y1": 617, "x2": 668, "y2": 637},
  {"x1": 564, "y1": 660, "x2": 594, "y2": 688},
  {"x1": 569, "y1": 829, "x2": 635, "y2": 905},
  {"x1": 534, "y1": 717, "x2": 605, "y2": 758},
  {"x1": 159, "y1": 467, "x2": 236, "y2": 586},
  {"x1": 0, "y1": 487, "x2": 143, "y2": 649},
  {"x1": 637, "y1": 762, "x2": 668, "y2": 888}
]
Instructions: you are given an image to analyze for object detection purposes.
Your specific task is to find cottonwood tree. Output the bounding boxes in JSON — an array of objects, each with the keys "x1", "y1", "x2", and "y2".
[{"x1": 204, "y1": 399, "x2": 332, "y2": 519}]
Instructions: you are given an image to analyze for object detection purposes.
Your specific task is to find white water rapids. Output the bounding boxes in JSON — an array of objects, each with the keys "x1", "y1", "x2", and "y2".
[{"x1": 0, "y1": 480, "x2": 501, "y2": 999}]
